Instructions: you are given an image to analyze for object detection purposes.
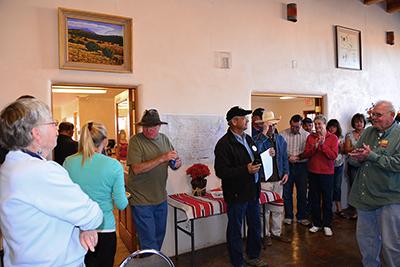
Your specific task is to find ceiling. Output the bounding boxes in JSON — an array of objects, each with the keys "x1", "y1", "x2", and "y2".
[{"x1": 364, "y1": 0, "x2": 400, "y2": 13}]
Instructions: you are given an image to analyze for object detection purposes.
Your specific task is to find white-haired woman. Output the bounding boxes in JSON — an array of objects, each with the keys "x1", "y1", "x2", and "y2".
[
  {"x1": 63, "y1": 122, "x2": 128, "y2": 267},
  {"x1": 302, "y1": 115, "x2": 338, "y2": 237},
  {"x1": 0, "y1": 98, "x2": 103, "y2": 267}
]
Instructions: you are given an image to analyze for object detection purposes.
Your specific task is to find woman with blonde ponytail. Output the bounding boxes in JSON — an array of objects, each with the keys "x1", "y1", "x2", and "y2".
[{"x1": 63, "y1": 122, "x2": 128, "y2": 267}]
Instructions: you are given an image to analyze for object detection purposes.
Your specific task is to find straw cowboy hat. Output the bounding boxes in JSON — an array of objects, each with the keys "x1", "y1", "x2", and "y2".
[{"x1": 255, "y1": 110, "x2": 281, "y2": 124}]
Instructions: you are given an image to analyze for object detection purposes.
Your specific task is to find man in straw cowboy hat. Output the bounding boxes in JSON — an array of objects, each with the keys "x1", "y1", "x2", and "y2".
[
  {"x1": 215, "y1": 106, "x2": 268, "y2": 267},
  {"x1": 126, "y1": 109, "x2": 182, "y2": 251},
  {"x1": 253, "y1": 110, "x2": 291, "y2": 246}
]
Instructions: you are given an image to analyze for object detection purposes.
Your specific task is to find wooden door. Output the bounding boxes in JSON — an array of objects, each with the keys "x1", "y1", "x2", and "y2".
[{"x1": 115, "y1": 89, "x2": 137, "y2": 252}]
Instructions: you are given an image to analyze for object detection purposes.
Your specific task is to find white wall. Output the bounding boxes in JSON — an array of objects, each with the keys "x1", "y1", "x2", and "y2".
[{"x1": 1, "y1": 0, "x2": 400, "y2": 256}]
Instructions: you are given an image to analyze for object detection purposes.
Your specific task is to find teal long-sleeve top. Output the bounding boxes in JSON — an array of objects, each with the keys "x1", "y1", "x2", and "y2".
[{"x1": 64, "y1": 153, "x2": 128, "y2": 231}]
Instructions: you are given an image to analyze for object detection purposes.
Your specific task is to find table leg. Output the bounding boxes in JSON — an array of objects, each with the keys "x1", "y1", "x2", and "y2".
[
  {"x1": 191, "y1": 219, "x2": 195, "y2": 267},
  {"x1": 174, "y1": 207, "x2": 178, "y2": 261}
]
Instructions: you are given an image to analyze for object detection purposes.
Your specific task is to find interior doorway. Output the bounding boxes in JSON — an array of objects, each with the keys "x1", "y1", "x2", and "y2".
[
  {"x1": 51, "y1": 82, "x2": 138, "y2": 252},
  {"x1": 51, "y1": 83, "x2": 137, "y2": 144},
  {"x1": 251, "y1": 93, "x2": 324, "y2": 131}
]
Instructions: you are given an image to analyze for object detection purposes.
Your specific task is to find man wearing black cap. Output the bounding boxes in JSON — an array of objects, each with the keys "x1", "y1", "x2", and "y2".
[
  {"x1": 252, "y1": 108, "x2": 265, "y2": 138},
  {"x1": 126, "y1": 109, "x2": 182, "y2": 251},
  {"x1": 214, "y1": 106, "x2": 268, "y2": 267}
]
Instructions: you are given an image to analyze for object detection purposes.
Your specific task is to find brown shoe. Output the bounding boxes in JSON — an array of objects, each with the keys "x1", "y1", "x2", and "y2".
[
  {"x1": 262, "y1": 235, "x2": 272, "y2": 248},
  {"x1": 244, "y1": 257, "x2": 269, "y2": 267},
  {"x1": 271, "y1": 234, "x2": 291, "y2": 243},
  {"x1": 298, "y1": 219, "x2": 311, "y2": 226}
]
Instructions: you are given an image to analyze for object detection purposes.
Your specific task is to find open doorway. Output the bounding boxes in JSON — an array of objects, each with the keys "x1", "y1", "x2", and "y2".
[
  {"x1": 51, "y1": 83, "x2": 138, "y2": 252},
  {"x1": 251, "y1": 93, "x2": 324, "y2": 131},
  {"x1": 51, "y1": 83, "x2": 137, "y2": 146}
]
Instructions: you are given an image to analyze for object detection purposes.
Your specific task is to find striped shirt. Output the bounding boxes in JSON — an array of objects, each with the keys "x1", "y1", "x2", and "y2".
[{"x1": 280, "y1": 128, "x2": 309, "y2": 163}]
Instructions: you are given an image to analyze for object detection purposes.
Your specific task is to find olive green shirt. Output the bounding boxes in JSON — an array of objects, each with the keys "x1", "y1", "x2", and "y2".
[
  {"x1": 348, "y1": 122, "x2": 400, "y2": 211},
  {"x1": 126, "y1": 132, "x2": 173, "y2": 206}
]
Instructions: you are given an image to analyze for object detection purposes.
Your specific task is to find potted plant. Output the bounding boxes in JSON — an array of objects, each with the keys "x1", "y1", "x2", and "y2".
[{"x1": 186, "y1": 163, "x2": 211, "y2": 196}]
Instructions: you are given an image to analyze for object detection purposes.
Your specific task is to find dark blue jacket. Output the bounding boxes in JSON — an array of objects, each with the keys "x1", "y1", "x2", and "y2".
[
  {"x1": 254, "y1": 133, "x2": 289, "y2": 180},
  {"x1": 214, "y1": 130, "x2": 261, "y2": 203}
]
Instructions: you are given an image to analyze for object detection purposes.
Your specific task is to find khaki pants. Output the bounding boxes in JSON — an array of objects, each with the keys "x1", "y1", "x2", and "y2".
[{"x1": 261, "y1": 181, "x2": 284, "y2": 236}]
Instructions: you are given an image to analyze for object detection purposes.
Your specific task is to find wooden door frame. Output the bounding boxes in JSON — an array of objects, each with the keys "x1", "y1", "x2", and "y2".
[{"x1": 251, "y1": 92, "x2": 325, "y2": 117}]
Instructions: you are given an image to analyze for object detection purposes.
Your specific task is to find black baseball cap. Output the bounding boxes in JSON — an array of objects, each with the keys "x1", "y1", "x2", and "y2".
[{"x1": 226, "y1": 106, "x2": 252, "y2": 121}]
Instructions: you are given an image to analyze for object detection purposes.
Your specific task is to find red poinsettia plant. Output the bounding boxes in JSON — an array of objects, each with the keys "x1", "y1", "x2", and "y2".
[{"x1": 186, "y1": 163, "x2": 211, "y2": 181}]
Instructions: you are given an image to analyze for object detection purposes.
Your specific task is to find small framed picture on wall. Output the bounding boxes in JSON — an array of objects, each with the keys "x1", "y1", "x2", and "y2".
[{"x1": 335, "y1": 25, "x2": 362, "y2": 70}]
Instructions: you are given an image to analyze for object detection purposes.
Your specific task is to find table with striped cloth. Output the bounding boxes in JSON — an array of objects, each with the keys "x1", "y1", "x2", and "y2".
[
  {"x1": 169, "y1": 189, "x2": 282, "y2": 267},
  {"x1": 168, "y1": 189, "x2": 282, "y2": 220}
]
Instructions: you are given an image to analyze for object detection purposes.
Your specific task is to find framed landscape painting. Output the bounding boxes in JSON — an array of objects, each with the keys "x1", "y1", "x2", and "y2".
[{"x1": 58, "y1": 8, "x2": 132, "y2": 73}]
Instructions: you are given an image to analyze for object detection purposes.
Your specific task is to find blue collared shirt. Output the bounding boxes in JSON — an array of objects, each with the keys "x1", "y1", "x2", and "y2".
[{"x1": 232, "y1": 131, "x2": 259, "y2": 183}]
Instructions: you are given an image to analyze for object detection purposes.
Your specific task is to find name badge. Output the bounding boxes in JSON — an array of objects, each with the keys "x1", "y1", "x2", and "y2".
[{"x1": 378, "y1": 139, "x2": 389, "y2": 148}]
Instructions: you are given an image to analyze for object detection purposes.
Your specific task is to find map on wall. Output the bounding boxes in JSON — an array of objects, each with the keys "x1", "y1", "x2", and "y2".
[{"x1": 160, "y1": 114, "x2": 227, "y2": 165}]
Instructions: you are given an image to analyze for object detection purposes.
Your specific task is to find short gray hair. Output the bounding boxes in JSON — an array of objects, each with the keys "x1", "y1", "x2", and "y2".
[
  {"x1": 314, "y1": 114, "x2": 327, "y2": 124},
  {"x1": 0, "y1": 98, "x2": 52, "y2": 150},
  {"x1": 374, "y1": 100, "x2": 396, "y2": 114}
]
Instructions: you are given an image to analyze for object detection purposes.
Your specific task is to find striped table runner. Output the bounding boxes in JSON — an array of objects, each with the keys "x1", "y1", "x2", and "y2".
[{"x1": 168, "y1": 189, "x2": 282, "y2": 220}]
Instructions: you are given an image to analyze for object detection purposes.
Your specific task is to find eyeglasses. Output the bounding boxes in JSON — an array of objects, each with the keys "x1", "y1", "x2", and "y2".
[
  {"x1": 370, "y1": 112, "x2": 390, "y2": 118},
  {"x1": 41, "y1": 121, "x2": 58, "y2": 127}
]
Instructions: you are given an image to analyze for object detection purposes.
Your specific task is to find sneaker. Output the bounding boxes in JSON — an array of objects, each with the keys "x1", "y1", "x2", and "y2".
[
  {"x1": 262, "y1": 235, "x2": 272, "y2": 247},
  {"x1": 309, "y1": 226, "x2": 321, "y2": 233},
  {"x1": 298, "y1": 219, "x2": 311, "y2": 226},
  {"x1": 323, "y1": 227, "x2": 333, "y2": 236},
  {"x1": 283, "y1": 218, "x2": 293, "y2": 225},
  {"x1": 271, "y1": 234, "x2": 291, "y2": 243},
  {"x1": 244, "y1": 257, "x2": 269, "y2": 267}
]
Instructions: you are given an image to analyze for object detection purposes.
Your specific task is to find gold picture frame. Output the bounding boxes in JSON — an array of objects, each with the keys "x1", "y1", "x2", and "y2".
[{"x1": 58, "y1": 8, "x2": 132, "y2": 73}]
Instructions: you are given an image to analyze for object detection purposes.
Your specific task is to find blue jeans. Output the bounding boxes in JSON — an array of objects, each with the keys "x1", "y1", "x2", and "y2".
[
  {"x1": 132, "y1": 201, "x2": 168, "y2": 250},
  {"x1": 357, "y1": 204, "x2": 400, "y2": 267},
  {"x1": 226, "y1": 199, "x2": 262, "y2": 267},
  {"x1": 333, "y1": 164, "x2": 344, "y2": 202},
  {"x1": 283, "y1": 162, "x2": 308, "y2": 220},
  {"x1": 309, "y1": 172, "x2": 334, "y2": 227}
]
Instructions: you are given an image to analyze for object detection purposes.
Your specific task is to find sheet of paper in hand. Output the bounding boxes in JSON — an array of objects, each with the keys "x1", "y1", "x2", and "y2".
[{"x1": 260, "y1": 148, "x2": 273, "y2": 181}]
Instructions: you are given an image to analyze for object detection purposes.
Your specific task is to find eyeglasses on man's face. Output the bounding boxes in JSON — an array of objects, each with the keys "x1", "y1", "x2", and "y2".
[
  {"x1": 370, "y1": 111, "x2": 390, "y2": 118},
  {"x1": 41, "y1": 121, "x2": 58, "y2": 127}
]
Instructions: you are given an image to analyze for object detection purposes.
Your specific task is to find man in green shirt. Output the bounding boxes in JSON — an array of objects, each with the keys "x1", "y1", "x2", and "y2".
[
  {"x1": 348, "y1": 100, "x2": 400, "y2": 267},
  {"x1": 126, "y1": 109, "x2": 182, "y2": 251}
]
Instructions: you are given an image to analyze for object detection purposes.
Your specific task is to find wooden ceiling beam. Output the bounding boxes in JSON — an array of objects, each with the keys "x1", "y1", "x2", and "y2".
[
  {"x1": 363, "y1": 0, "x2": 384, "y2": 4},
  {"x1": 387, "y1": 0, "x2": 400, "y2": 13}
]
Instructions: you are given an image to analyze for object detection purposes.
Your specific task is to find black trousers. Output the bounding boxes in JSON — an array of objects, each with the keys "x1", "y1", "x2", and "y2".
[
  {"x1": 0, "y1": 249, "x2": 4, "y2": 267},
  {"x1": 84, "y1": 232, "x2": 117, "y2": 267}
]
